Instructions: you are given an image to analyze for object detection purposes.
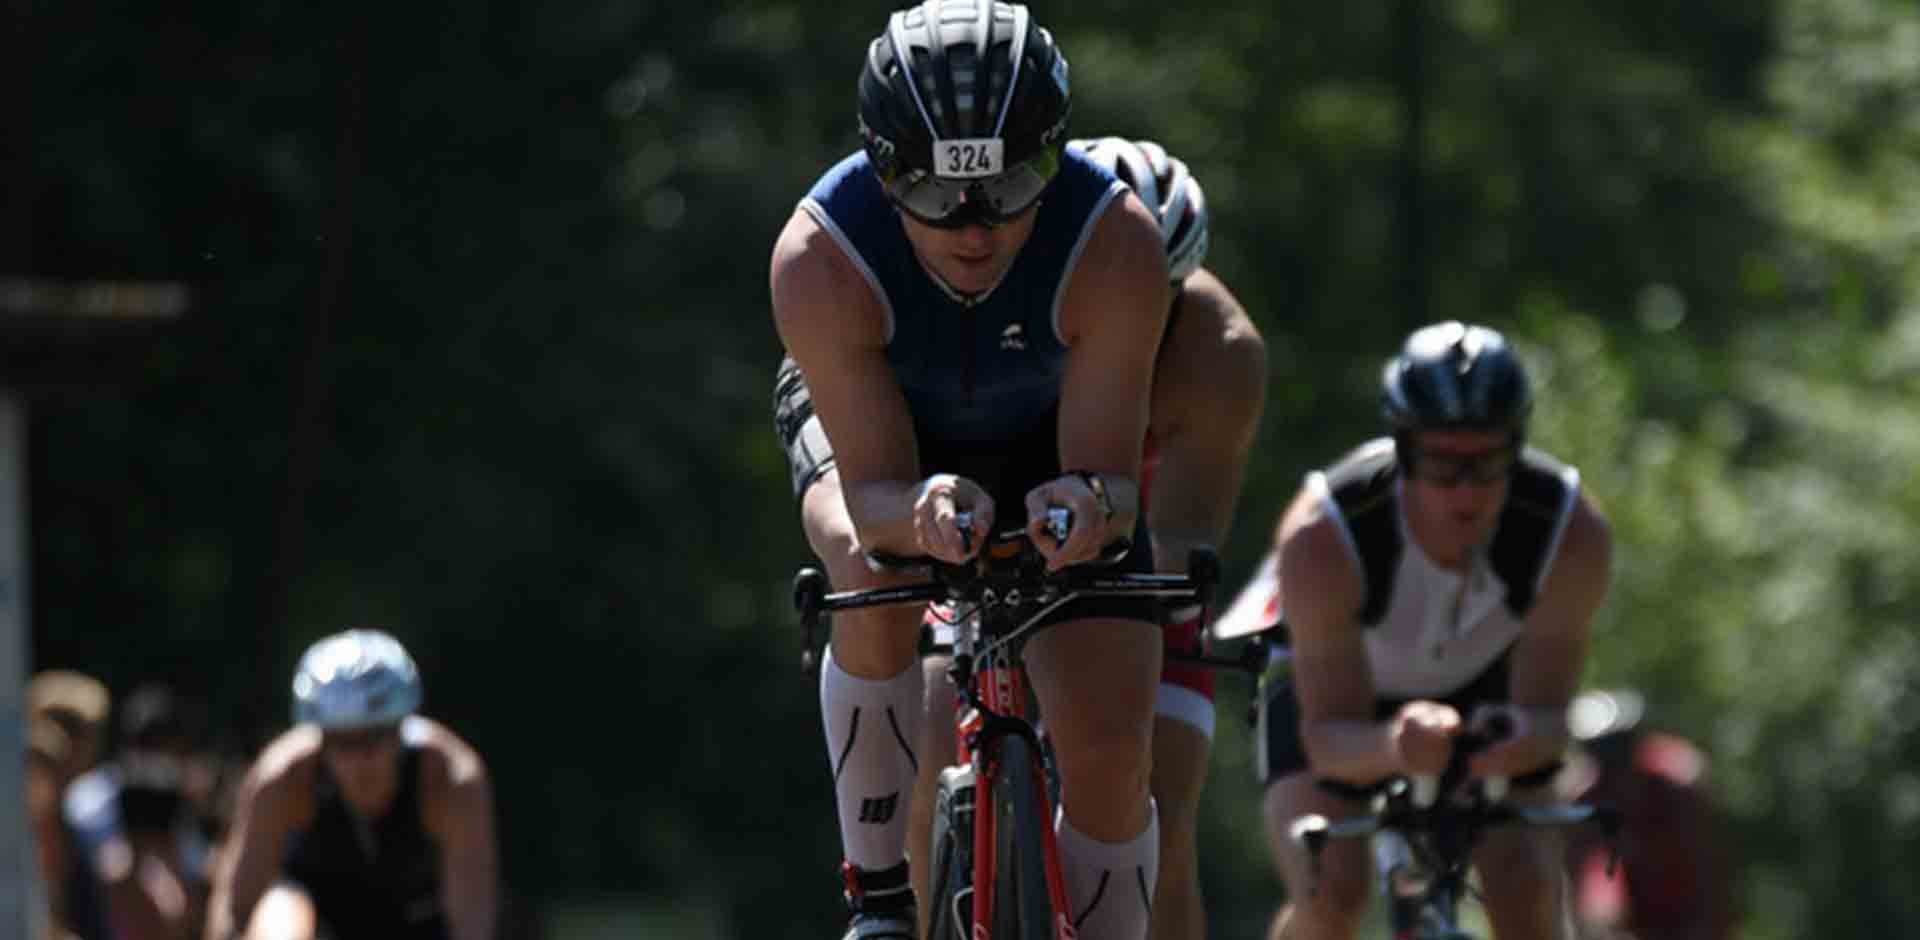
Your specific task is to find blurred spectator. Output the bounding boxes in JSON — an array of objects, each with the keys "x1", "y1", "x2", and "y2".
[
  {"x1": 1560, "y1": 690, "x2": 1739, "y2": 940},
  {"x1": 61, "y1": 682, "x2": 215, "y2": 940},
  {"x1": 29, "y1": 670, "x2": 112, "y2": 780},
  {"x1": 28, "y1": 718, "x2": 78, "y2": 940}
]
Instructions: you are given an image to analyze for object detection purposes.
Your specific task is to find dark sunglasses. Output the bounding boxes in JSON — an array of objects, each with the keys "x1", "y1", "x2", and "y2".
[
  {"x1": 1407, "y1": 444, "x2": 1518, "y2": 487},
  {"x1": 322, "y1": 724, "x2": 400, "y2": 753},
  {"x1": 879, "y1": 147, "x2": 1059, "y2": 230}
]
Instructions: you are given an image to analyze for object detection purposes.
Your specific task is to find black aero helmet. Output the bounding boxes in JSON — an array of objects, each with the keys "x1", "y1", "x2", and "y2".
[
  {"x1": 1381, "y1": 321, "x2": 1533, "y2": 441},
  {"x1": 857, "y1": 1, "x2": 1071, "y2": 228}
]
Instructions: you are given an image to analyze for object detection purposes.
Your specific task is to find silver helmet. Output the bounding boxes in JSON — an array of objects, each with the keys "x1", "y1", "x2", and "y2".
[
  {"x1": 291, "y1": 628, "x2": 422, "y2": 729},
  {"x1": 1070, "y1": 137, "x2": 1210, "y2": 281}
]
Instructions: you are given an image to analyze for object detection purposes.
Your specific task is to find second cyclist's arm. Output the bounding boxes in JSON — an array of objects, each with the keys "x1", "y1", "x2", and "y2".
[
  {"x1": 1479, "y1": 490, "x2": 1613, "y2": 777},
  {"x1": 1278, "y1": 491, "x2": 1404, "y2": 784},
  {"x1": 1053, "y1": 190, "x2": 1173, "y2": 533},
  {"x1": 1144, "y1": 269, "x2": 1268, "y2": 567},
  {"x1": 770, "y1": 209, "x2": 924, "y2": 554}
]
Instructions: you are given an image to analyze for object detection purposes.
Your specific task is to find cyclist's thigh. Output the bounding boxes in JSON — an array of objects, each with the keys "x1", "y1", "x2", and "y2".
[
  {"x1": 800, "y1": 471, "x2": 922, "y2": 671},
  {"x1": 246, "y1": 881, "x2": 320, "y2": 940},
  {"x1": 1025, "y1": 616, "x2": 1160, "y2": 759},
  {"x1": 774, "y1": 354, "x2": 837, "y2": 498},
  {"x1": 1261, "y1": 772, "x2": 1372, "y2": 906}
]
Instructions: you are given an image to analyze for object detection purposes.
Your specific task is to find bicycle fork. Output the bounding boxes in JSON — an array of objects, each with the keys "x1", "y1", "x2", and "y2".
[{"x1": 954, "y1": 660, "x2": 1077, "y2": 939}]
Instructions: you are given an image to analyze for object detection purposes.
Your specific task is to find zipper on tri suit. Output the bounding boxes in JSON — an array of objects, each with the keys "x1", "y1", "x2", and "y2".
[{"x1": 961, "y1": 295, "x2": 977, "y2": 408}]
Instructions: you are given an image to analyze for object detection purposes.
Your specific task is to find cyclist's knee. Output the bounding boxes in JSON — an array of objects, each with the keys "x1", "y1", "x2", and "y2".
[
  {"x1": 1052, "y1": 734, "x2": 1152, "y2": 840},
  {"x1": 1262, "y1": 775, "x2": 1371, "y2": 925},
  {"x1": 245, "y1": 883, "x2": 320, "y2": 940}
]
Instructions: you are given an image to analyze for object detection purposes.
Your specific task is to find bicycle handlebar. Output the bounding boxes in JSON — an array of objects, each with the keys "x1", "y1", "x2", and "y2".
[
  {"x1": 862, "y1": 508, "x2": 1133, "y2": 575},
  {"x1": 1290, "y1": 716, "x2": 1622, "y2": 876},
  {"x1": 790, "y1": 515, "x2": 1219, "y2": 677}
]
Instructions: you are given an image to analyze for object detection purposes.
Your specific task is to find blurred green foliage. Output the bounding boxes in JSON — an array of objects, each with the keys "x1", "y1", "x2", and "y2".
[{"x1": 10, "y1": 0, "x2": 1920, "y2": 936}]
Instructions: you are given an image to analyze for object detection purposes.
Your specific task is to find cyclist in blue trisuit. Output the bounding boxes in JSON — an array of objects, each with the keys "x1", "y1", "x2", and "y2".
[
  {"x1": 205, "y1": 629, "x2": 498, "y2": 940},
  {"x1": 770, "y1": 3, "x2": 1177, "y2": 938},
  {"x1": 1255, "y1": 323, "x2": 1613, "y2": 940}
]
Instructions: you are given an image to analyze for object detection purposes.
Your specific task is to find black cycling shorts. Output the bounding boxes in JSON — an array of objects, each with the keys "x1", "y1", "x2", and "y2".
[
  {"x1": 1255, "y1": 646, "x2": 1560, "y2": 795},
  {"x1": 774, "y1": 355, "x2": 837, "y2": 498}
]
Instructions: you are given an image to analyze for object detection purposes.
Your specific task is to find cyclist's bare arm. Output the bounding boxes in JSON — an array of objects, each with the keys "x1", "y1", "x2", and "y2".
[
  {"x1": 1146, "y1": 267, "x2": 1267, "y2": 563},
  {"x1": 204, "y1": 731, "x2": 313, "y2": 940},
  {"x1": 1276, "y1": 489, "x2": 1409, "y2": 783},
  {"x1": 1475, "y1": 491, "x2": 1613, "y2": 778},
  {"x1": 421, "y1": 722, "x2": 499, "y2": 940},
  {"x1": 770, "y1": 209, "x2": 936, "y2": 556},
  {"x1": 1045, "y1": 190, "x2": 1170, "y2": 561}
]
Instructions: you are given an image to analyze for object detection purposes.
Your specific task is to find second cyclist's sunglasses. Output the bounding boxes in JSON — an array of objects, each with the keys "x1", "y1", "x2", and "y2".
[
  {"x1": 877, "y1": 148, "x2": 1061, "y2": 230},
  {"x1": 1405, "y1": 442, "x2": 1519, "y2": 487}
]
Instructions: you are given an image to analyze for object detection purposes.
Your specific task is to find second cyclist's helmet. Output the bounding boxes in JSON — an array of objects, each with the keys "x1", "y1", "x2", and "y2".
[
  {"x1": 1381, "y1": 321, "x2": 1533, "y2": 443},
  {"x1": 291, "y1": 628, "x2": 423, "y2": 730},
  {"x1": 1071, "y1": 137, "x2": 1210, "y2": 281},
  {"x1": 857, "y1": 1, "x2": 1072, "y2": 226}
]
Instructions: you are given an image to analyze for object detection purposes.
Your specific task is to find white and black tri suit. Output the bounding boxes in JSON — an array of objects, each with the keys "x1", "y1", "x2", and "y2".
[
  {"x1": 772, "y1": 147, "x2": 1161, "y2": 621},
  {"x1": 1256, "y1": 438, "x2": 1582, "y2": 789}
]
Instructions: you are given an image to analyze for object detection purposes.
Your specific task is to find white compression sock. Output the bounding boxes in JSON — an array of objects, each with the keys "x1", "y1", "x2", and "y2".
[
  {"x1": 820, "y1": 646, "x2": 925, "y2": 872},
  {"x1": 1055, "y1": 801, "x2": 1160, "y2": 940}
]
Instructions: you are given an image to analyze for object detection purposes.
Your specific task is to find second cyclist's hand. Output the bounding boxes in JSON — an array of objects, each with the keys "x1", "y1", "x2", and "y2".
[
  {"x1": 913, "y1": 474, "x2": 993, "y2": 563},
  {"x1": 1390, "y1": 701, "x2": 1462, "y2": 777},
  {"x1": 1024, "y1": 474, "x2": 1111, "y2": 571}
]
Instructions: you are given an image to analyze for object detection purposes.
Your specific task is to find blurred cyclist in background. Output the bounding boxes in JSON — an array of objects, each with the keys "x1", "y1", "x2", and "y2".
[
  {"x1": 1560, "y1": 689, "x2": 1738, "y2": 940},
  {"x1": 1257, "y1": 322, "x2": 1612, "y2": 940},
  {"x1": 205, "y1": 628, "x2": 498, "y2": 940}
]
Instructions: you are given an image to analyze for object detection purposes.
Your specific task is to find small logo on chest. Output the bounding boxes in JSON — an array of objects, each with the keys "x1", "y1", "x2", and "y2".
[{"x1": 1000, "y1": 323, "x2": 1027, "y2": 351}]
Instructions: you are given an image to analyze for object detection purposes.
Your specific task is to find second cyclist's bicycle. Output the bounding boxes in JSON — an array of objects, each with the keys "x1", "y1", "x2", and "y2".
[
  {"x1": 794, "y1": 509, "x2": 1218, "y2": 940},
  {"x1": 1288, "y1": 719, "x2": 1621, "y2": 940}
]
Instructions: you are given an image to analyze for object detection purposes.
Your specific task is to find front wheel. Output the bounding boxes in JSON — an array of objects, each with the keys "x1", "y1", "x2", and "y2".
[{"x1": 991, "y1": 734, "x2": 1062, "y2": 939}]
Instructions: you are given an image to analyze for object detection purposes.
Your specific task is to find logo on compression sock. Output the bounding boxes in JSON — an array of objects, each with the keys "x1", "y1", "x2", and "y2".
[{"x1": 857, "y1": 791, "x2": 900, "y2": 824}]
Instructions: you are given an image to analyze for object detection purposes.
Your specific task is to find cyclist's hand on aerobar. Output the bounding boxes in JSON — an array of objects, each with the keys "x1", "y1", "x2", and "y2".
[
  {"x1": 1463, "y1": 704, "x2": 1540, "y2": 778},
  {"x1": 1391, "y1": 700, "x2": 1463, "y2": 777},
  {"x1": 913, "y1": 473, "x2": 994, "y2": 563},
  {"x1": 1024, "y1": 473, "x2": 1110, "y2": 571}
]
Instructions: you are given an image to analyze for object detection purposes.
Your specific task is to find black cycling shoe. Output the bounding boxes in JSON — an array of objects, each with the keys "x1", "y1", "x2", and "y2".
[{"x1": 840, "y1": 860, "x2": 916, "y2": 940}]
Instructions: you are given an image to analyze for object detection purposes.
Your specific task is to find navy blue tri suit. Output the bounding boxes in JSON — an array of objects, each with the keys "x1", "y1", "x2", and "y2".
[
  {"x1": 282, "y1": 740, "x2": 447, "y2": 940},
  {"x1": 774, "y1": 146, "x2": 1160, "y2": 615}
]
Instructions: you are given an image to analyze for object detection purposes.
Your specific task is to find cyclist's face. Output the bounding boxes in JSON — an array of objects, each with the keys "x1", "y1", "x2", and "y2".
[
  {"x1": 897, "y1": 206, "x2": 1039, "y2": 295},
  {"x1": 1402, "y1": 429, "x2": 1513, "y2": 564},
  {"x1": 319, "y1": 724, "x2": 403, "y2": 815}
]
